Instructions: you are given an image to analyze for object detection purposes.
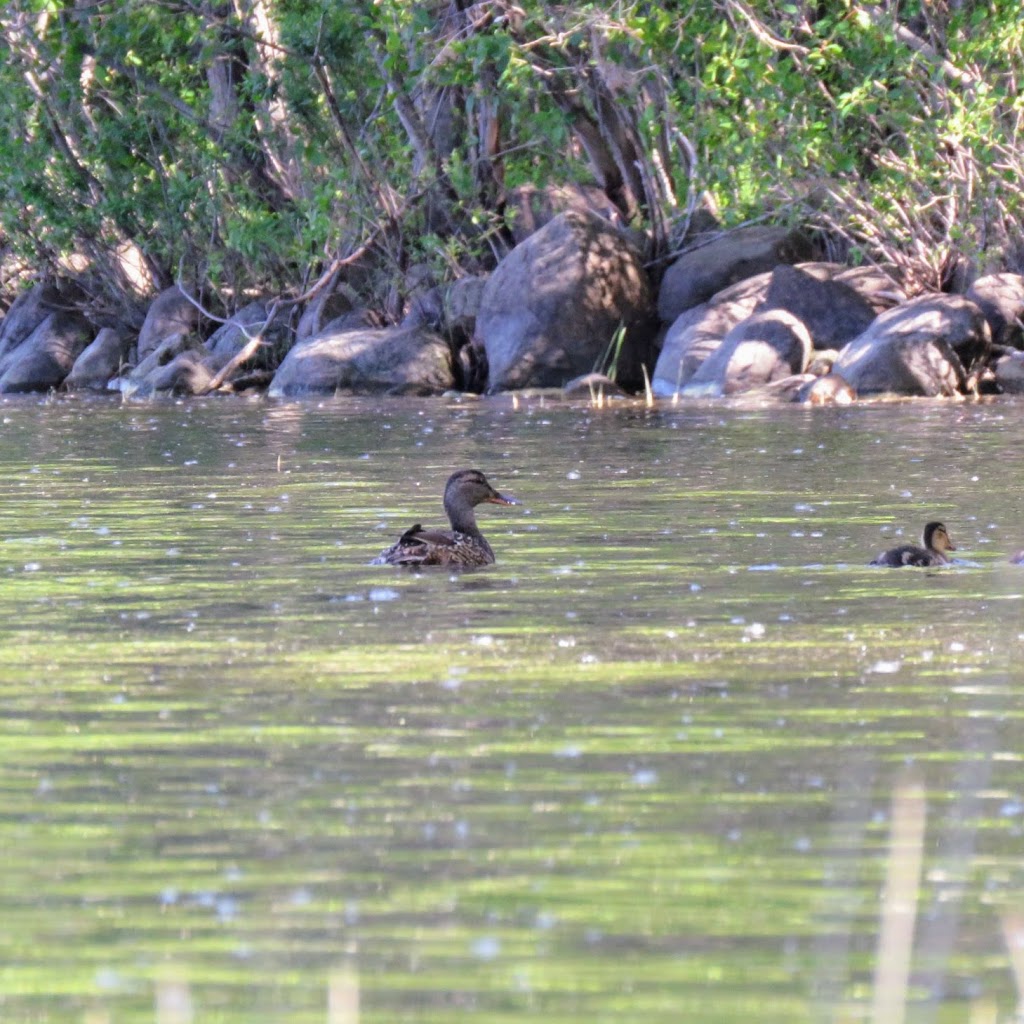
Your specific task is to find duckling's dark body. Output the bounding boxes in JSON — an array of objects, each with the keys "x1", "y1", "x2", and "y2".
[
  {"x1": 371, "y1": 469, "x2": 517, "y2": 568},
  {"x1": 870, "y1": 521, "x2": 955, "y2": 567}
]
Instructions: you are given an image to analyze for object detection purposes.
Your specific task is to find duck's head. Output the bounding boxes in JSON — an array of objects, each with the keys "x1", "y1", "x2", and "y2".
[
  {"x1": 445, "y1": 469, "x2": 518, "y2": 509},
  {"x1": 923, "y1": 521, "x2": 956, "y2": 554}
]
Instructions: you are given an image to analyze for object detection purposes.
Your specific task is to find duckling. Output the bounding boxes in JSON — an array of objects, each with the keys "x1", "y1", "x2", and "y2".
[
  {"x1": 870, "y1": 521, "x2": 956, "y2": 567},
  {"x1": 371, "y1": 469, "x2": 518, "y2": 567}
]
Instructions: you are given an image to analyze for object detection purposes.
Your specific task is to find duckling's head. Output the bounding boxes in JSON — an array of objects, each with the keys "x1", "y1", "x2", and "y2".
[
  {"x1": 445, "y1": 469, "x2": 518, "y2": 510},
  {"x1": 923, "y1": 521, "x2": 956, "y2": 554}
]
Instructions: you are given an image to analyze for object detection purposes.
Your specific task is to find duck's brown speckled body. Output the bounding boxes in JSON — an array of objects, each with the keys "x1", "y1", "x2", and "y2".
[
  {"x1": 371, "y1": 469, "x2": 518, "y2": 568},
  {"x1": 870, "y1": 521, "x2": 956, "y2": 567}
]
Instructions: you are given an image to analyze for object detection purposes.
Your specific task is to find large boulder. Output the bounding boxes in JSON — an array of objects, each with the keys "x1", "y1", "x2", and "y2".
[
  {"x1": 0, "y1": 310, "x2": 94, "y2": 393},
  {"x1": 296, "y1": 285, "x2": 356, "y2": 343},
  {"x1": 682, "y1": 310, "x2": 813, "y2": 397},
  {"x1": 832, "y1": 265, "x2": 906, "y2": 315},
  {"x1": 993, "y1": 351, "x2": 1024, "y2": 394},
  {"x1": 759, "y1": 265, "x2": 877, "y2": 350},
  {"x1": 651, "y1": 273, "x2": 774, "y2": 397},
  {"x1": 137, "y1": 285, "x2": 200, "y2": 361},
  {"x1": 833, "y1": 294, "x2": 990, "y2": 396},
  {"x1": 204, "y1": 301, "x2": 291, "y2": 375},
  {"x1": 269, "y1": 324, "x2": 455, "y2": 397},
  {"x1": 966, "y1": 273, "x2": 1024, "y2": 349},
  {"x1": 0, "y1": 282, "x2": 63, "y2": 370},
  {"x1": 657, "y1": 225, "x2": 815, "y2": 323},
  {"x1": 475, "y1": 210, "x2": 655, "y2": 392},
  {"x1": 64, "y1": 327, "x2": 132, "y2": 390},
  {"x1": 504, "y1": 183, "x2": 624, "y2": 244}
]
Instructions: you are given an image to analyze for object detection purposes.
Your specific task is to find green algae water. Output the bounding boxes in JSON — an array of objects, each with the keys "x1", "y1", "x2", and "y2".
[{"x1": 1, "y1": 393, "x2": 1024, "y2": 1023}]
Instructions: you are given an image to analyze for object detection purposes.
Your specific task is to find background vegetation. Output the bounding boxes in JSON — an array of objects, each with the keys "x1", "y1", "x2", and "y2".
[{"x1": 1, "y1": 0, "x2": 1022, "y2": 326}]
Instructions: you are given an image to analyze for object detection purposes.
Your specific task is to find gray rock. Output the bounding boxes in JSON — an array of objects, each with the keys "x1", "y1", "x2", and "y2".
[
  {"x1": 296, "y1": 287, "x2": 355, "y2": 343},
  {"x1": 205, "y1": 301, "x2": 279, "y2": 366},
  {"x1": 137, "y1": 286, "x2": 200, "y2": 361},
  {"x1": 683, "y1": 310, "x2": 813, "y2": 397},
  {"x1": 657, "y1": 225, "x2": 815, "y2": 323},
  {"x1": 64, "y1": 327, "x2": 132, "y2": 390},
  {"x1": 651, "y1": 274, "x2": 770, "y2": 397},
  {"x1": 794, "y1": 373, "x2": 856, "y2": 405},
  {"x1": 149, "y1": 349, "x2": 218, "y2": 395},
  {"x1": 833, "y1": 265, "x2": 906, "y2": 314},
  {"x1": 505, "y1": 183, "x2": 624, "y2": 244},
  {"x1": 0, "y1": 282, "x2": 62, "y2": 370},
  {"x1": 269, "y1": 324, "x2": 455, "y2": 397},
  {"x1": 994, "y1": 351, "x2": 1024, "y2": 393},
  {"x1": 760, "y1": 265, "x2": 877, "y2": 350},
  {"x1": 0, "y1": 310, "x2": 94, "y2": 393},
  {"x1": 833, "y1": 294, "x2": 990, "y2": 396},
  {"x1": 966, "y1": 272, "x2": 1024, "y2": 349},
  {"x1": 476, "y1": 210, "x2": 655, "y2": 392}
]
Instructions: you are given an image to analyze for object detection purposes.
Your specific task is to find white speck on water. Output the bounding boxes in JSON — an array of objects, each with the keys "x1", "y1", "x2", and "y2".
[
  {"x1": 794, "y1": 837, "x2": 812, "y2": 852},
  {"x1": 555, "y1": 744, "x2": 582, "y2": 759},
  {"x1": 743, "y1": 622, "x2": 766, "y2": 640},
  {"x1": 949, "y1": 641, "x2": 966, "y2": 652},
  {"x1": 689, "y1": 582, "x2": 702, "y2": 592},
  {"x1": 369, "y1": 587, "x2": 399, "y2": 602},
  {"x1": 471, "y1": 634, "x2": 494, "y2": 647},
  {"x1": 566, "y1": 470, "x2": 581, "y2": 480},
  {"x1": 870, "y1": 660, "x2": 902, "y2": 674},
  {"x1": 471, "y1": 936, "x2": 501, "y2": 961},
  {"x1": 631, "y1": 769, "x2": 658, "y2": 786},
  {"x1": 23, "y1": 563, "x2": 41, "y2": 572}
]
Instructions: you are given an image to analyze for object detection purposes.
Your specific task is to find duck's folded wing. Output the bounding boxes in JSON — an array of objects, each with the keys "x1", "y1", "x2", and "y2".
[{"x1": 388, "y1": 525, "x2": 458, "y2": 564}]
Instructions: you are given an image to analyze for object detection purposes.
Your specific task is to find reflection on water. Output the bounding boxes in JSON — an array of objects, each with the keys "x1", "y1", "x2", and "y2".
[{"x1": 1, "y1": 393, "x2": 1023, "y2": 1022}]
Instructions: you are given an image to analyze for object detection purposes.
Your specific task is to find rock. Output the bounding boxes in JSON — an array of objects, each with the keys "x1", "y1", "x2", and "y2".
[
  {"x1": 833, "y1": 294, "x2": 990, "y2": 396},
  {"x1": 120, "y1": 332, "x2": 202, "y2": 398},
  {"x1": 562, "y1": 372, "x2": 630, "y2": 399},
  {"x1": 657, "y1": 225, "x2": 815, "y2": 323},
  {"x1": 760, "y1": 265, "x2": 877, "y2": 350},
  {"x1": 405, "y1": 276, "x2": 488, "y2": 342},
  {"x1": 64, "y1": 328, "x2": 132, "y2": 390},
  {"x1": 206, "y1": 302, "x2": 266, "y2": 363},
  {"x1": 148, "y1": 349, "x2": 219, "y2": 395},
  {"x1": 682, "y1": 310, "x2": 813, "y2": 397},
  {"x1": 296, "y1": 286, "x2": 355, "y2": 343},
  {"x1": 994, "y1": 351, "x2": 1024, "y2": 393},
  {"x1": 0, "y1": 282, "x2": 63, "y2": 370},
  {"x1": 651, "y1": 274, "x2": 770, "y2": 396},
  {"x1": 269, "y1": 324, "x2": 455, "y2": 397},
  {"x1": 0, "y1": 310, "x2": 94, "y2": 393},
  {"x1": 833, "y1": 265, "x2": 906, "y2": 314},
  {"x1": 966, "y1": 272, "x2": 1024, "y2": 349},
  {"x1": 505, "y1": 183, "x2": 624, "y2": 244},
  {"x1": 475, "y1": 209, "x2": 655, "y2": 392},
  {"x1": 794, "y1": 373, "x2": 856, "y2": 405},
  {"x1": 137, "y1": 285, "x2": 200, "y2": 361}
]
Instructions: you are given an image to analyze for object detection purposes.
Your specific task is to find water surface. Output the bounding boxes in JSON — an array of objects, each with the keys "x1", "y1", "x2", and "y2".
[{"x1": 1, "y1": 394, "x2": 1023, "y2": 1023}]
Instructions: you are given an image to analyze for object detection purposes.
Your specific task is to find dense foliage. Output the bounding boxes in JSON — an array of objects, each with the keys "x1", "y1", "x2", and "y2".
[{"x1": 1, "y1": 0, "x2": 1022, "y2": 322}]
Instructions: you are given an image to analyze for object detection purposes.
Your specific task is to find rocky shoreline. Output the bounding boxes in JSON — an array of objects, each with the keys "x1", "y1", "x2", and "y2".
[{"x1": 3, "y1": 200, "x2": 1024, "y2": 405}]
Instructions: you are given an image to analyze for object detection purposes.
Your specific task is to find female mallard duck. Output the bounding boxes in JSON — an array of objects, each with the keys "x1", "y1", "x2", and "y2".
[
  {"x1": 870, "y1": 521, "x2": 956, "y2": 567},
  {"x1": 371, "y1": 469, "x2": 518, "y2": 567}
]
